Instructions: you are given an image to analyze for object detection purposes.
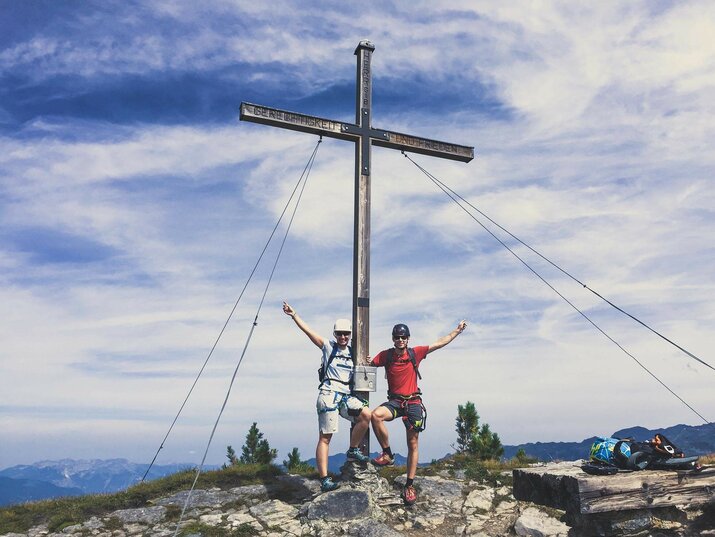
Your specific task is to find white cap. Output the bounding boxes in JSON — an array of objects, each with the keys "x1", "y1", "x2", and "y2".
[{"x1": 333, "y1": 318, "x2": 352, "y2": 333}]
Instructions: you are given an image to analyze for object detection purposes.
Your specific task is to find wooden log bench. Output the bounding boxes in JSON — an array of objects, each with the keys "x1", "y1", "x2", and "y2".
[{"x1": 512, "y1": 461, "x2": 715, "y2": 536}]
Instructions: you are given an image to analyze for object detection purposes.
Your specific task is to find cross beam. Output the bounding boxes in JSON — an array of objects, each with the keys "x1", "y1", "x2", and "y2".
[
  {"x1": 240, "y1": 40, "x2": 473, "y2": 371},
  {"x1": 240, "y1": 102, "x2": 474, "y2": 163}
]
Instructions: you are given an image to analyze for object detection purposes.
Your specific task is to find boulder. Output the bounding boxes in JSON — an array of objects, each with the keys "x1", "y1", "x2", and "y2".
[
  {"x1": 306, "y1": 489, "x2": 371, "y2": 520},
  {"x1": 514, "y1": 506, "x2": 570, "y2": 537},
  {"x1": 394, "y1": 475, "x2": 464, "y2": 503},
  {"x1": 109, "y1": 505, "x2": 166, "y2": 524},
  {"x1": 463, "y1": 487, "x2": 494, "y2": 512}
]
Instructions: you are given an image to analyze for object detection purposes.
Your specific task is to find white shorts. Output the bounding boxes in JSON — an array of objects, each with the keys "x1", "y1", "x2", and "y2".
[{"x1": 316, "y1": 390, "x2": 367, "y2": 434}]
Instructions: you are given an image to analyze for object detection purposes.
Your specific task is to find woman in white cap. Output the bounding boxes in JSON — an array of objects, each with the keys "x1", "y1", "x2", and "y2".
[{"x1": 283, "y1": 302, "x2": 371, "y2": 492}]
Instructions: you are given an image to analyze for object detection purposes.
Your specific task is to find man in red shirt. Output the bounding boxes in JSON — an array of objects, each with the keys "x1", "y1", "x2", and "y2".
[{"x1": 369, "y1": 320, "x2": 467, "y2": 505}]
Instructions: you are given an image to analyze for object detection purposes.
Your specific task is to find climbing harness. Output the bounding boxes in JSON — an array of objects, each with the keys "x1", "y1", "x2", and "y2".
[
  {"x1": 385, "y1": 392, "x2": 427, "y2": 432},
  {"x1": 383, "y1": 346, "x2": 425, "y2": 431},
  {"x1": 317, "y1": 391, "x2": 368, "y2": 416}
]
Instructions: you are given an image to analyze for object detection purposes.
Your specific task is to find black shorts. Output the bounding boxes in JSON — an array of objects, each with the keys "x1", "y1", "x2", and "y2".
[{"x1": 381, "y1": 397, "x2": 426, "y2": 432}]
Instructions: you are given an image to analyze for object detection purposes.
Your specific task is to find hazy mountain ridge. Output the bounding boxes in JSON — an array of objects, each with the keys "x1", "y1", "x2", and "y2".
[
  {"x1": 0, "y1": 476, "x2": 82, "y2": 507},
  {"x1": 0, "y1": 458, "x2": 196, "y2": 506},
  {"x1": 502, "y1": 422, "x2": 715, "y2": 461}
]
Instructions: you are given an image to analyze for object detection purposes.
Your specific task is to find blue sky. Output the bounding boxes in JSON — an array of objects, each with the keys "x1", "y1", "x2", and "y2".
[{"x1": 1, "y1": 1, "x2": 714, "y2": 468}]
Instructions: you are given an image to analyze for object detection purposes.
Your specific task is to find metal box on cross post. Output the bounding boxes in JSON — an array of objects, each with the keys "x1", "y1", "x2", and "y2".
[{"x1": 352, "y1": 365, "x2": 377, "y2": 392}]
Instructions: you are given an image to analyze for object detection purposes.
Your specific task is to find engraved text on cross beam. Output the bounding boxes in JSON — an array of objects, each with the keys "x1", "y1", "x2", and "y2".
[{"x1": 244, "y1": 104, "x2": 342, "y2": 131}]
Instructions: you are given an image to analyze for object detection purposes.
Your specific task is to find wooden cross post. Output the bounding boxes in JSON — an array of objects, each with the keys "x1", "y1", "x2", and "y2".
[{"x1": 240, "y1": 40, "x2": 473, "y2": 453}]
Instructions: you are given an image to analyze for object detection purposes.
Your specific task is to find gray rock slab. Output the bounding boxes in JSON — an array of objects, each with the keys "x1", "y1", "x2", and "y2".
[
  {"x1": 108, "y1": 505, "x2": 166, "y2": 524},
  {"x1": 395, "y1": 475, "x2": 464, "y2": 503},
  {"x1": 228, "y1": 483, "x2": 270, "y2": 499},
  {"x1": 514, "y1": 506, "x2": 570, "y2": 537},
  {"x1": 154, "y1": 488, "x2": 243, "y2": 508},
  {"x1": 270, "y1": 474, "x2": 320, "y2": 502},
  {"x1": 227, "y1": 512, "x2": 263, "y2": 531},
  {"x1": 249, "y1": 498, "x2": 299, "y2": 527},
  {"x1": 347, "y1": 518, "x2": 403, "y2": 536},
  {"x1": 307, "y1": 489, "x2": 370, "y2": 521},
  {"x1": 463, "y1": 487, "x2": 494, "y2": 511}
]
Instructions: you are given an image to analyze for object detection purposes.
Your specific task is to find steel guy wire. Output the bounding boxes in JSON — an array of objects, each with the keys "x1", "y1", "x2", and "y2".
[
  {"x1": 403, "y1": 152, "x2": 709, "y2": 425},
  {"x1": 173, "y1": 139, "x2": 319, "y2": 536},
  {"x1": 405, "y1": 156, "x2": 714, "y2": 374},
  {"x1": 142, "y1": 138, "x2": 322, "y2": 483}
]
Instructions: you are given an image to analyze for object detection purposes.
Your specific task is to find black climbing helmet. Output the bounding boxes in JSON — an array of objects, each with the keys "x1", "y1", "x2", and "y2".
[{"x1": 392, "y1": 323, "x2": 410, "y2": 338}]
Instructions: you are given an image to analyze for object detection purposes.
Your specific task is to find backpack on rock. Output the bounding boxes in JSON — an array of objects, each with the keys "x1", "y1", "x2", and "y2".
[{"x1": 582, "y1": 433, "x2": 701, "y2": 475}]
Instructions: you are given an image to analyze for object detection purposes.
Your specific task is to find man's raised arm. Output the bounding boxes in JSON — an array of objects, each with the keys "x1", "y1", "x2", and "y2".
[
  {"x1": 427, "y1": 320, "x2": 467, "y2": 354},
  {"x1": 283, "y1": 301, "x2": 325, "y2": 349}
]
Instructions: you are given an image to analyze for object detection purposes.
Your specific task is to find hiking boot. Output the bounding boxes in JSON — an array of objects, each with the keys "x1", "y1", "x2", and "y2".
[
  {"x1": 371, "y1": 451, "x2": 395, "y2": 467},
  {"x1": 402, "y1": 484, "x2": 417, "y2": 506},
  {"x1": 320, "y1": 476, "x2": 339, "y2": 492},
  {"x1": 346, "y1": 447, "x2": 369, "y2": 463}
]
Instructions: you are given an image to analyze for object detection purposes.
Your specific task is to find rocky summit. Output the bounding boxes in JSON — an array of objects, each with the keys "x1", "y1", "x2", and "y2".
[{"x1": 2, "y1": 461, "x2": 712, "y2": 537}]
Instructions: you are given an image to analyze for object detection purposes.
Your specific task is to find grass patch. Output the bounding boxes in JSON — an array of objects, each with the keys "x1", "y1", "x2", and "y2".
[
  {"x1": 234, "y1": 522, "x2": 262, "y2": 536},
  {"x1": 376, "y1": 453, "x2": 531, "y2": 488},
  {"x1": 164, "y1": 504, "x2": 183, "y2": 522},
  {"x1": 0, "y1": 464, "x2": 283, "y2": 534},
  {"x1": 104, "y1": 516, "x2": 123, "y2": 530},
  {"x1": 376, "y1": 465, "x2": 408, "y2": 485},
  {"x1": 424, "y1": 453, "x2": 533, "y2": 487},
  {"x1": 47, "y1": 512, "x2": 80, "y2": 532},
  {"x1": 284, "y1": 463, "x2": 319, "y2": 478}
]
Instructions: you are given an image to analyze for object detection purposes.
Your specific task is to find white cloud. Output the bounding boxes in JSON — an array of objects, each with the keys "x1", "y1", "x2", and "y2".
[{"x1": 1, "y1": 1, "x2": 714, "y2": 468}]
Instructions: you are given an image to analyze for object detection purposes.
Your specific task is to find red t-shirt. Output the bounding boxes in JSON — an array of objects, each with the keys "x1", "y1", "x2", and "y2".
[{"x1": 371, "y1": 346, "x2": 428, "y2": 396}]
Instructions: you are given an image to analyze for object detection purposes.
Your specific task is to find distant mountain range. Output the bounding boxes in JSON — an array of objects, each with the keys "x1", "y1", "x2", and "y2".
[
  {"x1": 502, "y1": 422, "x2": 715, "y2": 461},
  {"x1": 0, "y1": 458, "x2": 195, "y2": 507},
  {"x1": 0, "y1": 476, "x2": 82, "y2": 506},
  {"x1": 1, "y1": 422, "x2": 712, "y2": 507}
]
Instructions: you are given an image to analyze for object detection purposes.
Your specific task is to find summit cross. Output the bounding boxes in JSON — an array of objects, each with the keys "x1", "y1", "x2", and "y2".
[{"x1": 240, "y1": 41, "x2": 473, "y2": 447}]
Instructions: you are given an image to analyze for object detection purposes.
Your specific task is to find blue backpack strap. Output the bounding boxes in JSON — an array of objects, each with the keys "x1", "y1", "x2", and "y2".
[
  {"x1": 320, "y1": 343, "x2": 353, "y2": 389},
  {"x1": 347, "y1": 345, "x2": 355, "y2": 392}
]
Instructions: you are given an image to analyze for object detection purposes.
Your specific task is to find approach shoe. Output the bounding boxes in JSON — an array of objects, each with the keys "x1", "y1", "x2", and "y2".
[
  {"x1": 402, "y1": 484, "x2": 417, "y2": 506},
  {"x1": 320, "y1": 476, "x2": 339, "y2": 492},
  {"x1": 371, "y1": 451, "x2": 395, "y2": 467},
  {"x1": 346, "y1": 447, "x2": 370, "y2": 463}
]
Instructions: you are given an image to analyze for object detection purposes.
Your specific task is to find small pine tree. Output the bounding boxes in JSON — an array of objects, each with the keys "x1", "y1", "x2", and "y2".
[
  {"x1": 470, "y1": 423, "x2": 504, "y2": 460},
  {"x1": 240, "y1": 422, "x2": 277, "y2": 465},
  {"x1": 226, "y1": 445, "x2": 239, "y2": 466},
  {"x1": 515, "y1": 448, "x2": 531, "y2": 464},
  {"x1": 283, "y1": 447, "x2": 303, "y2": 471},
  {"x1": 455, "y1": 401, "x2": 504, "y2": 460},
  {"x1": 455, "y1": 401, "x2": 480, "y2": 453}
]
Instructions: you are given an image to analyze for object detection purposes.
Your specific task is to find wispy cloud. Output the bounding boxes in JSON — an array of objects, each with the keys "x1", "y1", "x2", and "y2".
[{"x1": 1, "y1": 1, "x2": 713, "y2": 468}]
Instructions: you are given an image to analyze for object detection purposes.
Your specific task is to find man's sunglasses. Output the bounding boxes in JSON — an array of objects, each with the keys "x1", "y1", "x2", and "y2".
[
  {"x1": 335, "y1": 331, "x2": 351, "y2": 337},
  {"x1": 393, "y1": 335, "x2": 408, "y2": 340}
]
